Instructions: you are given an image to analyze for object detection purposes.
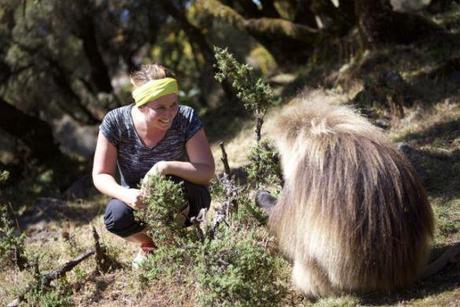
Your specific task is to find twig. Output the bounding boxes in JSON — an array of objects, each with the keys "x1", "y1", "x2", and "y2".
[
  {"x1": 92, "y1": 225, "x2": 111, "y2": 274},
  {"x1": 209, "y1": 173, "x2": 239, "y2": 239},
  {"x1": 255, "y1": 113, "x2": 264, "y2": 144},
  {"x1": 208, "y1": 141, "x2": 239, "y2": 238},
  {"x1": 219, "y1": 141, "x2": 231, "y2": 175},
  {"x1": 41, "y1": 250, "x2": 95, "y2": 288},
  {"x1": 209, "y1": 209, "x2": 226, "y2": 240}
]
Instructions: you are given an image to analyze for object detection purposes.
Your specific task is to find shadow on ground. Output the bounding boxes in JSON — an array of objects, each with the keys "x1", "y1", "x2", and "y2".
[
  {"x1": 398, "y1": 118, "x2": 460, "y2": 199},
  {"x1": 18, "y1": 195, "x2": 106, "y2": 244},
  {"x1": 359, "y1": 242, "x2": 460, "y2": 305}
]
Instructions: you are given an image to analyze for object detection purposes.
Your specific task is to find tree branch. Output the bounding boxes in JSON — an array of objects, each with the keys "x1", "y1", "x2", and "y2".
[{"x1": 7, "y1": 250, "x2": 95, "y2": 307}]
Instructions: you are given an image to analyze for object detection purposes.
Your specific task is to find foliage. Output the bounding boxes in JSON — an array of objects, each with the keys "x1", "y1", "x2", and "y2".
[
  {"x1": 24, "y1": 278, "x2": 72, "y2": 307},
  {"x1": 137, "y1": 175, "x2": 188, "y2": 245},
  {"x1": 139, "y1": 223, "x2": 286, "y2": 306},
  {"x1": 139, "y1": 241, "x2": 194, "y2": 282},
  {"x1": 214, "y1": 46, "x2": 278, "y2": 116},
  {"x1": 214, "y1": 46, "x2": 282, "y2": 190},
  {"x1": 0, "y1": 170, "x2": 27, "y2": 269},
  {"x1": 0, "y1": 205, "x2": 26, "y2": 268},
  {"x1": 210, "y1": 177, "x2": 268, "y2": 226},
  {"x1": 246, "y1": 139, "x2": 283, "y2": 189},
  {"x1": 135, "y1": 170, "x2": 284, "y2": 306},
  {"x1": 194, "y1": 226, "x2": 286, "y2": 306}
]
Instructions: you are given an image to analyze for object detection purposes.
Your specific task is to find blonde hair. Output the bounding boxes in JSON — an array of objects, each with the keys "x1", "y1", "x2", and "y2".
[{"x1": 129, "y1": 64, "x2": 175, "y2": 88}]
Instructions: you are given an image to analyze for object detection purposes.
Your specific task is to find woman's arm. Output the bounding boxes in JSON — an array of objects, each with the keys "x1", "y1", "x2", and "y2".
[
  {"x1": 92, "y1": 131, "x2": 144, "y2": 208},
  {"x1": 157, "y1": 128, "x2": 215, "y2": 185}
]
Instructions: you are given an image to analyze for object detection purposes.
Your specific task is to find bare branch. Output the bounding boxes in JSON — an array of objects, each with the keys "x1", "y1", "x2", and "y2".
[
  {"x1": 209, "y1": 173, "x2": 239, "y2": 239},
  {"x1": 219, "y1": 141, "x2": 231, "y2": 176}
]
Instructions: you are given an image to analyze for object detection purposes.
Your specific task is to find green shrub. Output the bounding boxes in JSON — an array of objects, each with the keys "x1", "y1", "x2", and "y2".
[
  {"x1": 140, "y1": 242, "x2": 193, "y2": 281},
  {"x1": 210, "y1": 177, "x2": 268, "y2": 226},
  {"x1": 246, "y1": 139, "x2": 283, "y2": 189},
  {"x1": 194, "y1": 225, "x2": 286, "y2": 306},
  {"x1": 24, "y1": 279, "x2": 72, "y2": 307},
  {"x1": 139, "y1": 224, "x2": 286, "y2": 307},
  {"x1": 214, "y1": 46, "x2": 279, "y2": 143},
  {"x1": 0, "y1": 171, "x2": 27, "y2": 269},
  {"x1": 232, "y1": 190, "x2": 268, "y2": 226},
  {"x1": 136, "y1": 49, "x2": 288, "y2": 306},
  {"x1": 0, "y1": 206, "x2": 26, "y2": 267},
  {"x1": 137, "y1": 175, "x2": 188, "y2": 244}
]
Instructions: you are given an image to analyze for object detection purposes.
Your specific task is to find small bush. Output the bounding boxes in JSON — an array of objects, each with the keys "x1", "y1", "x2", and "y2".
[
  {"x1": 139, "y1": 225, "x2": 286, "y2": 307},
  {"x1": 24, "y1": 279, "x2": 72, "y2": 307},
  {"x1": 0, "y1": 206, "x2": 26, "y2": 268},
  {"x1": 232, "y1": 190, "x2": 268, "y2": 226},
  {"x1": 137, "y1": 175, "x2": 188, "y2": 244},
  {"x1": 246, "y1": 139, "x2": 283, "y2": 189},
  {"x1": 0, "y1": 171, "x2": 27, "y2": 269},
  {"x1": 194, "y1": 225, "x2": 286, "y2": 306}
]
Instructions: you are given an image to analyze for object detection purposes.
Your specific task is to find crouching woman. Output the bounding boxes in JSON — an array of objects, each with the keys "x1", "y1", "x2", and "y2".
[{"x1": 92, "y1": 64, "x2": 214, "y2": 267}]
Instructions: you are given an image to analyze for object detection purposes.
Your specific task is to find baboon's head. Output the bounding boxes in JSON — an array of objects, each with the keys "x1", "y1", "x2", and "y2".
[{"x1": 273, "y1": 97, "x2": 384, "y2": 182}]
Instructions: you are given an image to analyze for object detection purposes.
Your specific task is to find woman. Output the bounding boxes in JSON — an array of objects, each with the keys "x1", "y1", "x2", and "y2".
[{"x1": 92, "y1": 64, "x2": 215, "y2": 267}]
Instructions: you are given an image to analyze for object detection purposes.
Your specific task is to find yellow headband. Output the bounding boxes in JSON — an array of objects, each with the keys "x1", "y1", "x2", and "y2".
[{"x1": 132, "y1": 78, "x2": 179, "y2": 107}]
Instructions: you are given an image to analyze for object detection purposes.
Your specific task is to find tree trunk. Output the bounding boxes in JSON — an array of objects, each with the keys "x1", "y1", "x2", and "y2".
[
  {"x1": 80, "y1": 23, "x2": 113, "y2": 94},
  {"x1": 73, "y1": 16, "x2": 113, "y2": 94},
  {"x1": 355, "y1": 0, "x2": 444, "y2": 48},
  {"x1": 0, "y1": 97, "x2": 61, "y2": 162}
]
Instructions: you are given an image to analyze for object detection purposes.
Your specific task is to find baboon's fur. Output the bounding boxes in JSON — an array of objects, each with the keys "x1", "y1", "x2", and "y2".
[{"x1": 269, "y1": 95, "x2": 434, "y2": 297}]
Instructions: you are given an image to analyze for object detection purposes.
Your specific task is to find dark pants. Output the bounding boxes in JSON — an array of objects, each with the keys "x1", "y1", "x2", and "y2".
[{"x1": 104, "y1": 176, "x2": 211, "y2": 238}]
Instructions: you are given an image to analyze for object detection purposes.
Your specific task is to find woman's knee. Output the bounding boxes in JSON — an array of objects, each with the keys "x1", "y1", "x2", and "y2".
[{"x1": 103, "y1": 199, "x2": 144, "y2": 237}]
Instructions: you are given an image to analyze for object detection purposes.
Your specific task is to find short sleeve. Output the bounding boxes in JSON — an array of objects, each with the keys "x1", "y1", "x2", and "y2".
[
  {"x1": 99, "y1": 110, "x2": 120, "y2": 146},
  {"x1": 184, "y1": 107, "x2": 204, "y2": 141}
]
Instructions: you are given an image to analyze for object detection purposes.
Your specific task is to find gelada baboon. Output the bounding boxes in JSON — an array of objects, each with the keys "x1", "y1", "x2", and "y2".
[{"x1": 261, "y1": 95, "x2": 434, "y2": 297}]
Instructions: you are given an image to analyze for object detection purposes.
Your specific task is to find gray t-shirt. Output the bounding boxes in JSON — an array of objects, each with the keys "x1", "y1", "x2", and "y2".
[{"x1": 100, "y1": 104, "x2": 203, "y2": 188}]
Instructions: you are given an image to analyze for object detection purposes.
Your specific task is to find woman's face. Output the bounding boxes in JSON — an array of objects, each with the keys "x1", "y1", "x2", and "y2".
[{"x1": 140, "y1": 93, "x2": 179, "y2": 130}]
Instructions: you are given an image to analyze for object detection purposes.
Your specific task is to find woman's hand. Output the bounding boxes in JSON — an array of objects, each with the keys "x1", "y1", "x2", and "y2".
[
  {"x1": 150, "y1": 161, "x2": 169, "y2": 176},
  {"x1": 125, "y1": 188, "x2": 145, "y2": 210}
]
